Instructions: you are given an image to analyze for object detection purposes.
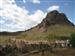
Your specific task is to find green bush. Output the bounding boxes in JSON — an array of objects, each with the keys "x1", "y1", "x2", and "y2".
[
  {"x1": 46, "y1": 34, "x2": 70, "y2": 41},
  {"x1": 70, "y1": 33, "x2": 75, "y2": 48},
  {"x1": 57, "y1": 36, "x2": 70, "y2": 40}
]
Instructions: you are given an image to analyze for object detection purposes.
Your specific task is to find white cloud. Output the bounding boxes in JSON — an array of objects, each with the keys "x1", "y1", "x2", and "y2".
[
  {"x1": 0, "y1": 20, "x2": 5, "y2": 24},
  {"x1": 47, "y1": 5, "x2": 60, "y2": 12},
  {"x1": 1, "y1": 0, "x2": 30, "y2": 25},
  {"x1": 29, "y1": 0, "x2": 40, "y2": 4},
  {"x1": 23, "y1": 0, "x2": 26, "y2": 3},
  {"x1": 0, "y1": 0, "x2": 45, "y2": 32},
  {"x1": 9, "y1": 0, "x2": 15, "y2": 4},
  {"x1": 29, "y1": 10, "x2": 46, "y2": 23}
]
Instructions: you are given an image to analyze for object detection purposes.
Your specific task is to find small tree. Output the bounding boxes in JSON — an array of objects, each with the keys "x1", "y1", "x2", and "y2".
[{"x1": 70, "y1": 33, "x2": 75, "y2": 48}]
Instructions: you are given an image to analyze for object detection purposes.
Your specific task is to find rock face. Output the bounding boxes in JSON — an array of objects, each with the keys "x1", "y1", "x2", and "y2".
[{"x1": 39, "y1": 10, "x2": 74, "y2": 28}]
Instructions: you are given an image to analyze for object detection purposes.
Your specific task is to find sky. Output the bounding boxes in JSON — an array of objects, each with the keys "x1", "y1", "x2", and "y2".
[{"x1": 0, "y1": 0, "x2": 75, "y2": 32}]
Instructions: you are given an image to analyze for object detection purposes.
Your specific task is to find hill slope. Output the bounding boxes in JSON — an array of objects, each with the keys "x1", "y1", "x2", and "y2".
[
  {"x1": 16, "y1": 10, "x2": 75, "y2": 40},
  {"x1": 0, "y1": 10, "x2": 75, "y2": 41}
]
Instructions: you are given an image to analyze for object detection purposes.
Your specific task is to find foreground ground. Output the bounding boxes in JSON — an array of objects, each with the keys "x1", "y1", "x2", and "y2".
[
  {"x1": 29, "y1": 48, "x2": 75, "y2": 56},
  {"x1": 0, "y1": 38, "x2": 75, "y2": 56}
]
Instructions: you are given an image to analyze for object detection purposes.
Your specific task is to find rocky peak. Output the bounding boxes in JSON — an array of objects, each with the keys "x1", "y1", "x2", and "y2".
[{"x1": 39, "y1": 10, "x2": 74, "y2": 28}]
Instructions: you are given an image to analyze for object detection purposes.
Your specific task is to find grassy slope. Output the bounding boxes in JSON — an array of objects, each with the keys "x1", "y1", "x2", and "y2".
[
  {"x1": 0, "y1": 25, "x2": 75, "y2": 43},
  {"x1": 16, "y1": 25, "x2": 75, "y2": 40}
]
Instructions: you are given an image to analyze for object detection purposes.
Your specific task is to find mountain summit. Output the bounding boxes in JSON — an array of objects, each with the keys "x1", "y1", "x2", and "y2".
[
  {"x1": 0, "y1": 10, "x2": 75, "y2": 39},
  {"x1": 39, "y1": 10, "x2": 74, "y2": 28},
  {"x1": 18, "y1": 10, "x2": 74, "y2": 40}
]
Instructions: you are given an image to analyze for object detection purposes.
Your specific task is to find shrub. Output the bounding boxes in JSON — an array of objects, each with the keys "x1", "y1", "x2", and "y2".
[{"x1": 70, "y1": 33, "x2": 75, "y2": 48}]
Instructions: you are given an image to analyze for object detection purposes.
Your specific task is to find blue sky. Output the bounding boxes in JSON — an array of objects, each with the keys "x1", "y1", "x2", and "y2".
[
  {"x1": 0, "y1": 0, "x2": 75, "y2": 32},
  {"x1": 15, "y1": 0, "x2": 75, "y2": 22}
]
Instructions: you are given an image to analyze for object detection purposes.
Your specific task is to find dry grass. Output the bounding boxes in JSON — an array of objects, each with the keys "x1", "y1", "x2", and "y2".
[{"x1": 16, "y1": 25, "x2": 75, "y2": 40}]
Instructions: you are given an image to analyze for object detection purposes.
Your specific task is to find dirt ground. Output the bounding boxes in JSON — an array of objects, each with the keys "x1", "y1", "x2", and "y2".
[{"x1": 29, "y1": 48, "x2": 75, "y2": 56}]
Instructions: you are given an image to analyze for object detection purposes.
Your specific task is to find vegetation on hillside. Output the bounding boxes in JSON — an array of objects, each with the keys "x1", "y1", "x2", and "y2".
[{"x1": 70, "y1": 33, "x2": 75, "y2": 48}]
